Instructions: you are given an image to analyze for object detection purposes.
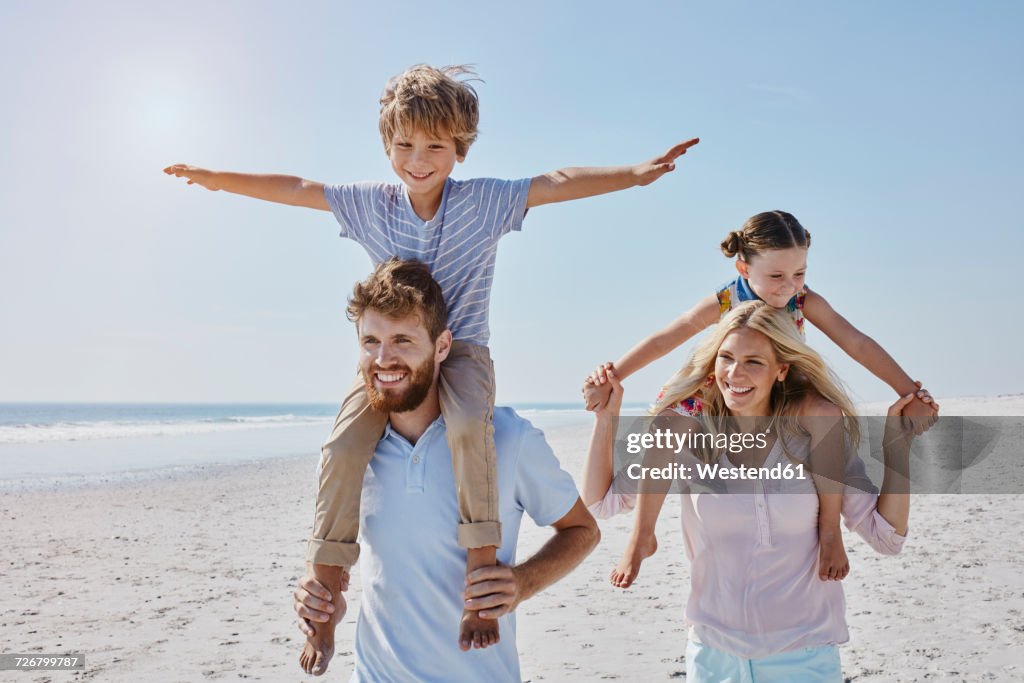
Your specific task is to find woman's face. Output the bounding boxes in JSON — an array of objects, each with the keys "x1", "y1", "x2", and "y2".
[{"x1": 714, "y1": 327, "x2": 789, "y2": 416}]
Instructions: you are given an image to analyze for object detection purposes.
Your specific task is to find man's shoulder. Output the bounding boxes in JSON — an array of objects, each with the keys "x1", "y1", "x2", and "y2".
[
  {"x1": 490, "y1": 406, "x2": 552, "y2": 456},
  {"x1": 492, "y1": 406, "x2": 536, "y2": 438}
]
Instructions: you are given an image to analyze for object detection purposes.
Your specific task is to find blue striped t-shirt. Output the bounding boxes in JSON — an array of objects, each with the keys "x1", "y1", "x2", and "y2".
[{"x1": 324, "y1": 177, "x2": 531, "y2": 346}]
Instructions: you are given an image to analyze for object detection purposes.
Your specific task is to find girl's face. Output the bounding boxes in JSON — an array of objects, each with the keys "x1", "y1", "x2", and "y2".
[
  {"x1": 736, "y1": 247, "x2": 808, "y2": 309},
  {"x1": 714, "y1": 327, "x2": 789, "y2": 416}
]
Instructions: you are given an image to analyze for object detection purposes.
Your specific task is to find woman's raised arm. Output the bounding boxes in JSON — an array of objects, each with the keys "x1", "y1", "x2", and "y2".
[
  {"x1": 875, "y1": 393, "x2": 917, "y2": 535},
  {"x1": 581, "y1": 370, "x2": 624, "y2": 508}
]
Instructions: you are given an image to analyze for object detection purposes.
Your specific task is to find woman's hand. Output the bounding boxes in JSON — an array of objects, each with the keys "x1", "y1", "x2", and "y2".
[
  {"x1": 581, "y1": 367, "x2": 624, "y2": 506},
  {"x1": 583, "y1": 362, "x2": 620, "y2": 412},
  {"x1": 884, "y1": 391, "x2": 921, "y2": 449},
  {"x1": 594, "y1": 365, "x2": 624, "y2": 417},
  {"x1": 901, "y1": 380, "x2": 938, "y2": 436}
]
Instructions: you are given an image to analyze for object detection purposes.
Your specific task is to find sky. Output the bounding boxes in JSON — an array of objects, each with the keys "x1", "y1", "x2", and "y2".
[{"x1": 1, "y1": 1, "x2": 1022, "y2": 405}]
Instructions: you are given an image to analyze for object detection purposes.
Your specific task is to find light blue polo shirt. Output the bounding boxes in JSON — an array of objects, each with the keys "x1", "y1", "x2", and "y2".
[{"x1": 350, "y1": 407, "x2": 580, "y2": 683}]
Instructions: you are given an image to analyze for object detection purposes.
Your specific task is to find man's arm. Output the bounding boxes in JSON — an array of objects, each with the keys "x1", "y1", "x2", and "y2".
[
  {"x1": 462, "y1": 499, "x2": 599, "y2": 619},
  {"x1": 163, "y1": 164, "x2": 329, "y2": 210},
  {"x1": 526, "y1": 138, "x2": 699, "y2": 208}
]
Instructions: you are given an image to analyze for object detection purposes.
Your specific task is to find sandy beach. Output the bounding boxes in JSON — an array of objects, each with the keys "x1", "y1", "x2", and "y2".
[{"x1": 3, "y1": 402, "x2": 1024, "y2": 682}]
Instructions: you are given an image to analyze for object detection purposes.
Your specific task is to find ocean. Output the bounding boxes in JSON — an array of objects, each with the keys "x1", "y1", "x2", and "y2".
[{"x1": 0, "y1": 402, "x2": 624, "y2": 488}]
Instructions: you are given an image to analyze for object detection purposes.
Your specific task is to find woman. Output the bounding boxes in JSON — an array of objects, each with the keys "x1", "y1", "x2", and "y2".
[{"x1": 582, "y1": 301, "x2": 918, "y2": 682}]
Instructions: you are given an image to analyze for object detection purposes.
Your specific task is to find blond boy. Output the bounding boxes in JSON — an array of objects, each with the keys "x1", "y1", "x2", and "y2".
[{"x1": 165, "y1": 64, "x2": 697, "y2": 675}]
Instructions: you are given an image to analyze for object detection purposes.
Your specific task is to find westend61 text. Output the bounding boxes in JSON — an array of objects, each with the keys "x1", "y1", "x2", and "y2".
[
  {"x1": 626, "y1": 461, "x2": 806, "y2": 482},
  {"x1": 625, "y1": 428, "x2": 769, "y2": 455}
]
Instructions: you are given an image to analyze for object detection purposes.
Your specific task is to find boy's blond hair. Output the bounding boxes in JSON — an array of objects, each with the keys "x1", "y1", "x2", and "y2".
[{"x1": 378, "y1": 65, "x2": 480, "y2": 157}]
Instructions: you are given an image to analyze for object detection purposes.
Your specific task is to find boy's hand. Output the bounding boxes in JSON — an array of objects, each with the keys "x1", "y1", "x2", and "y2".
[
  {"x1": 632, "y1": 138, "x2": 700, "y2": 186},
  {"x1": 163, "y1": 164, "x2": 221, "y2": 191}
]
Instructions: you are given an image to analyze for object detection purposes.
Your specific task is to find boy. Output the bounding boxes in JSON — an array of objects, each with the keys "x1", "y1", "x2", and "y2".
[{"x1": 165, "y1": 63, "x2": 698, "y2": 675}]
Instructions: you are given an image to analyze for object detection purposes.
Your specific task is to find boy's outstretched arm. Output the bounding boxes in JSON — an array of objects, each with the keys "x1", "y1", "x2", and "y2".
[
  {"x1": 526, "y1": 138, "x2": 699, "y2": 208},
  {"x1": 163, "y1": 165, "x2": 329, "y2": 211}
]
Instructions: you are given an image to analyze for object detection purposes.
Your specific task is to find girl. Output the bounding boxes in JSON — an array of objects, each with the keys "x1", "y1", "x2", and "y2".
[
  {"x1": 582, "y1": 301, "x2": 918, "y2": 680},
  {"x1": 583, "y1": 210, "x2": 935, "y2": 587}
]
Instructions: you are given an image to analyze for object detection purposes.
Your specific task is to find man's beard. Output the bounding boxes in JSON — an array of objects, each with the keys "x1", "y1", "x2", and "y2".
[{"x1": 363, "y1": 356, "x2": 435, "y2": 413}]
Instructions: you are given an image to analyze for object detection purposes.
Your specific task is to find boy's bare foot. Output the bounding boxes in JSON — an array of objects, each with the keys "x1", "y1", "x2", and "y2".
[
  {"x1": 460, "y1": 608, "x2": 501, "y2": 651},
  {"x1": 299, "y1": 565, "x2": 347, "y2": 675},
  {"x1": 610, "y1": 532, "x2": 658, "y2": 589},
  {"x1": 818, "y1": 527, "x2": 849, "y2": 581},
  {"x1": 460, "y1": 545, "x2": 500, "y2": 651}
]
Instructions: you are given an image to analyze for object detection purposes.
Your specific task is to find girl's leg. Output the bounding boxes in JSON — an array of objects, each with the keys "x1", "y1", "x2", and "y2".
[
  {"x1": 611, "y1": 483, "x2": 665, "y2": 588},
  {"x1": 808, "y1": 414, "x2": 849, "y2": 581}
]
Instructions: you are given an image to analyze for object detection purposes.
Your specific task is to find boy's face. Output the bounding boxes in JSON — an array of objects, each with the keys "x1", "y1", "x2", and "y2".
[{"x1": 388, "y1": 127, "x2": 464, "y2": 198}]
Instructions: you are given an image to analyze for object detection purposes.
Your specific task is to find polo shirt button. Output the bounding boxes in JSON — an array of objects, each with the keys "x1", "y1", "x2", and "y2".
[{"x1": 412, "y1": 456, "x2": 420, "y2": 464}]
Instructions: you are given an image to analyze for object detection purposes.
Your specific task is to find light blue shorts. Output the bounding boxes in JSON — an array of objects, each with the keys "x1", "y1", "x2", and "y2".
[{"x1": 686, "y1": 636, "x2": 842, "y2": 683}]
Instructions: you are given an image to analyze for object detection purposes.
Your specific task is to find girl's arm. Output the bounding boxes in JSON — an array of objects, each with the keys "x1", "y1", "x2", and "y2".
[
  {"x1": 803, "y1": 290, "x2": 930, "y2": 398},
  {"x1": 611, "y1": 294, "x2": 721, "y2": 379},
  {"x1": 584, "y1": 295, "x2": 719, "y2": 410}
]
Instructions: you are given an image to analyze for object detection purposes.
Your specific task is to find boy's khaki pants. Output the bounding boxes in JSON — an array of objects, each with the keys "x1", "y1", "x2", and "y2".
[{"x1": 306, "y1": 340, "x2": 501, "y2": 568}]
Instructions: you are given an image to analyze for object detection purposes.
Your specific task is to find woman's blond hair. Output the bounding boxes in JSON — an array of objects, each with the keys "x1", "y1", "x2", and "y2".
[
  {"x1": 652, "y1": 300, "x2": 859, "y2": 453},
  {"x1": 378, "y1": 64, "x2": 480, "y2": 157}
]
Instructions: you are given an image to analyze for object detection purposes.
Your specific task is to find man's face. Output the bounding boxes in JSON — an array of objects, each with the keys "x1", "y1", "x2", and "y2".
[{"x1": 358, "y1": 308, "x2": 448, "y2": 413}]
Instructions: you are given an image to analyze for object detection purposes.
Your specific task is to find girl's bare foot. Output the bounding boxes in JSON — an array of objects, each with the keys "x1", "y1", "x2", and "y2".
[
  {"x1": 818, "y1": 527, "x2": 849, "y2": 581},
  {"x1": 459, "y1": 609, "x2": 500, "y2": 651},
  {"x1": 610, "y1": 532, "x2": 658, "y2": 588},
  {"x1": 299, "y1": 565, "x2": 347, "y2": 675}
]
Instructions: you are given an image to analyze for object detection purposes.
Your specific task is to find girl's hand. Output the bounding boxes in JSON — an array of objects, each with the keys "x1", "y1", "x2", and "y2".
[
  {"x1": 595, "y1": 367, "x2": 624, "y2": 417},
  {"x1": 590, "y1": 361, "x2": 615, "y2": 386},
  {"x1": 912, "y1": 380, "x2": 940, "y2": 413}
]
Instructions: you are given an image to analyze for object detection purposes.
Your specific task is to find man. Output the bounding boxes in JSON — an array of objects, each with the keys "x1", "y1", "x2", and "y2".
[{"x1": 295, "y1": 258, "x2": 600, "y2": 681}]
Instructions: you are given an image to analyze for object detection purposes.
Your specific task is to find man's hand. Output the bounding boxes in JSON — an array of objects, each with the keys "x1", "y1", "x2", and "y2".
[
  {"x1": 463, "y1": 563, "x2": 526, "y2": 620},
  {"x1": 632, "y1": 138, "x2": 700, "y2": 186},
  {"x1": 293, "y1": 571, "x2": 349, "y2": 637},
  {"x1": 163, "y1": 164, "x2": 221, "y2": 190}
]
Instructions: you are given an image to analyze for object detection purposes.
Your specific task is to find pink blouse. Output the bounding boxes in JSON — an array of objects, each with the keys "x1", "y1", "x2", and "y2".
[{"x1": 589, "y1": 434, "x2": 907, "y2": 659}]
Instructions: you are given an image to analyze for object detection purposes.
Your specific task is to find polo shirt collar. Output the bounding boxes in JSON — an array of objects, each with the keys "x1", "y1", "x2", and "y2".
[{"x1": 382, "y1": 414, "x2": 447, "y2": 445}]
